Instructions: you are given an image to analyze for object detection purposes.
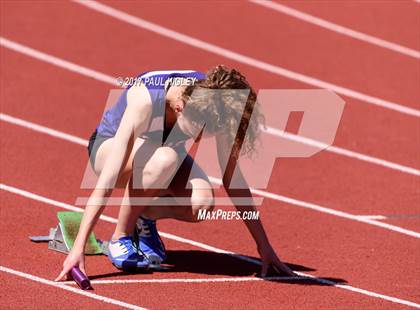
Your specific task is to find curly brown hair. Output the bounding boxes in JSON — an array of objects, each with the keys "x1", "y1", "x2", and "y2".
[{"x1": 181, "y1": 65, "x2": 264, "y2": 157}]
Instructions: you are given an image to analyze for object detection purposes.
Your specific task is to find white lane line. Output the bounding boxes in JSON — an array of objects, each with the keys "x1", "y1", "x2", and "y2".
[
  {"x1": 249, "y1": 0, "x2": 420, "y2": 59},
  {"x1": 63, "y1": 276, "x2": 303, "y2": 285},
  {"x1": 0, "y1": 36, "x2": 418, "y2": 177},
  {"x1": 0, "y1": 266, "x2": 147, "y2": 310},
  {"x1": 0, "y1": 183, "x2": 118, "y2": 224},
  {"x1": 1, "y1": 116, "x2": 420, "y2": 239},
  {"x1": 0, "y1": 38, "x2": 116, "y2": 86},
  {"x1": 332, "y1": 284, "x2": 420, "y2": 309},
  {"x1": 355, "y1": 215, "x2": 388, "y2": 220},
  {"x1": 263, "y1": 126, "x2": 420, "y2": 176},
  {"x1": 70, "y1": 0, "x2": 419, "y2": 118},
  {"x1": 248, "y1": 184, "x2": 420, "y2": 239},
  {"x1": 0, "y1": 113, "x2": 88, "y2": 146},
  {"x1": 1, "y1": 184, "x2": 420, "y2": 309}
]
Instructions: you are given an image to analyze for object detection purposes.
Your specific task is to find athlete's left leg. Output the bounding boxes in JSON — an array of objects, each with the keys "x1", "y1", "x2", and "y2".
[
  {"x1": 135, "y1": 154, "x2": 214, "y2": 265},
  {"x1": 141, "y1": 154, "x2": 215, "y2": 222}
]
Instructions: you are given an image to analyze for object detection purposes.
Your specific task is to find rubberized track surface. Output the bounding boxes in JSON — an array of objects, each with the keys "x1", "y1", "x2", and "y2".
[{"x1": 1, "y1": 1, "x2": 419, "y2": 309}]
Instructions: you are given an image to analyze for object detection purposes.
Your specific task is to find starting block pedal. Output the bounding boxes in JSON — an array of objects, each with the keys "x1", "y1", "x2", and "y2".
[{"x1": 29, "y1": 211, "x2": 106, "y2": 255}]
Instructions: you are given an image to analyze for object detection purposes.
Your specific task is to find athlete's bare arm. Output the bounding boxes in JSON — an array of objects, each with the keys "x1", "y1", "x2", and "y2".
[
  {"x1": 216, "y1": 133, "x2": 295, "y2": 277},
  {"x1": 55, "y1": 84, "x2": 152, "y2": 281}
]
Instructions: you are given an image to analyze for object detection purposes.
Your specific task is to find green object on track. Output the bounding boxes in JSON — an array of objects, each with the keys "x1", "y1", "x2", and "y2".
[
  {"x1": 57, "y1": 211, "x2": 103, "y2": 255},
  {"x1": 29, "y1": 212, "x2": 106, "y2": 255}
]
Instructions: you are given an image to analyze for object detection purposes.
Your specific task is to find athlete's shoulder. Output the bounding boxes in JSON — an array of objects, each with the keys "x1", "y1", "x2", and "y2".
[{"x1": 127, "y1": 83, "x2": 152, "y2": 110}]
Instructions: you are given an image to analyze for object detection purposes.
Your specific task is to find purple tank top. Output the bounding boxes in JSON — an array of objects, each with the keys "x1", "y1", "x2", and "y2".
[{"x1": 96, "y1": 70, "x2": 205, "y2": 137}]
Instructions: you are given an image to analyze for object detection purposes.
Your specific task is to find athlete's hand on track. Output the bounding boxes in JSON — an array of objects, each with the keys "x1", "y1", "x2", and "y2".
[
  {"x1": 258, "y1": 244, "x2": 296, "y2": 277},
  {"x1": 55, "y1": 248, "x2": 86, "y2": 282}
]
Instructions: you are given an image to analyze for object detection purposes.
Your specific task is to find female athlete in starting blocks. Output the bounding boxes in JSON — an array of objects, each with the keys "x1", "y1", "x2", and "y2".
[{"x1": 55, "y1": 65, "x2": 295, "y2": 281}]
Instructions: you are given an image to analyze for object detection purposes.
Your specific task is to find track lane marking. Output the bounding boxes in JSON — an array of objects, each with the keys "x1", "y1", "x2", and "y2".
[
  {"x1": 0, "y1": 266, "x2": 147, "y2": 310},
  {"x1": 264, "y1": 126, "x2": 419, "y2": 176},
  {"x1": 249, "y1": 0, "x2": 420, "y2": 59},
  {"x1": 63, "y1": 276, "x2": 304, "y2": 284},
  {"x1": 1, "y1": 117, "x2": 419, "y2": 238},
  {"x1": 0, "y1": 113, "x2": 88, "y2": 146},
  {"x1": 355, "y1": 215, "x2": 388, "y2": 220},
  {"x1": 1, "y1": 184, "x2": 420, "y2": 308},
  {"x1": 68, "y1": 0, "x2": 420, "y2": 117},
  {"x1": 0, "y1": 38, "x2": 418, "y2": 176},
  {"x1": 0, "y1": 38, "x2": 115, "y2": 86}
]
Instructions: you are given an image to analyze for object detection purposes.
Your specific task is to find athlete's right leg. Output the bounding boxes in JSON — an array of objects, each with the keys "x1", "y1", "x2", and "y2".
[
  {"x1": 93, "y1": 136, "x2": 180, "y2": 268},
  {"x1": 94, "y1": 137, "x2": 180, "y2": 240}
]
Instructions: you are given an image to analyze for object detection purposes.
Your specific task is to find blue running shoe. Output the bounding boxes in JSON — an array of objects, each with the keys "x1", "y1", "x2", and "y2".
[
  {"x1": 136, "y1": 217, "x2": 166, "y2": 267},
  {"x1": 107, "y1": 236, "x2": 149, "y2": 270}
]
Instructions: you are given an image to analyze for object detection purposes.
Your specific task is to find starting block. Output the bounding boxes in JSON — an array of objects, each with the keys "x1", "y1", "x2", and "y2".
[{"x1": 29, "y1": 211, "x2": 109, "y2": 255}]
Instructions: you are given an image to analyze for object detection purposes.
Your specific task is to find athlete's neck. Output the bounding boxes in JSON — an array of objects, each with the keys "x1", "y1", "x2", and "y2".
[{"x1": 165, "y1": 85, "x2": 186, "y2": 127}]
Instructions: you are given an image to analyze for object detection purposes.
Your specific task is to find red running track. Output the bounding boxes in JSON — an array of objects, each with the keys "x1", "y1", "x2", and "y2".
[{"x1": 1, "y1": 1, "x2": 419, "y2": 309}]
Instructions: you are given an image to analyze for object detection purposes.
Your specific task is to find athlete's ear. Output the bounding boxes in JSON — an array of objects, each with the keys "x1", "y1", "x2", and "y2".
[{"x1": 174, "y1": 100, "x2": 185, "y2": 113}]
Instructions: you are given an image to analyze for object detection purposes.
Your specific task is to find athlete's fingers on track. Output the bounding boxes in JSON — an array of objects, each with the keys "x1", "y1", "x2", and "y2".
[
  {"x1": 260, "y1": 262, "x2": 269, "y2": 277},
  {"x1": 272, "y1": 263, "x2": 296, "y2": 277},
  {"x1": 54, "y1": 268, "x2": 69, "y2": 282},
  {"x1": 55, "y1": 262, "x2": 75, "y2": 282}
]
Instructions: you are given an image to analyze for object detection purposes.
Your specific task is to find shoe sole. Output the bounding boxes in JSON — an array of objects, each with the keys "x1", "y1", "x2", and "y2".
[
  {"x1": 108, "y1": 254, "x2": 150, "y2": 270},
  {"x1": 111, "y1": 262, "x2": 149, "y2": 271},
  {"x1": 144, "y1": 253, "x2": 165, "y2": 267}
]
